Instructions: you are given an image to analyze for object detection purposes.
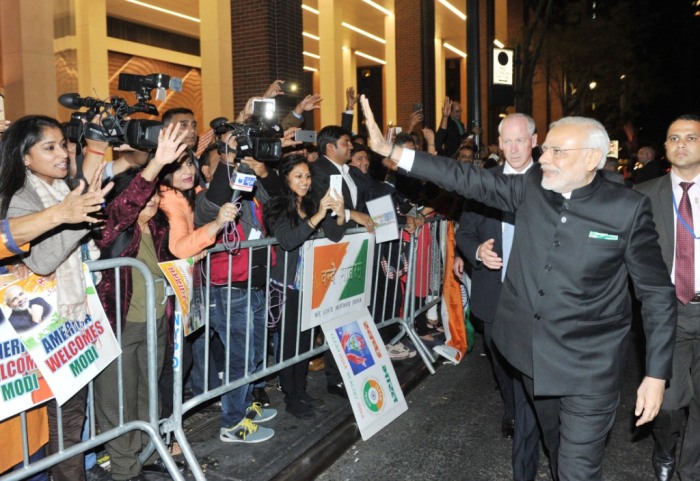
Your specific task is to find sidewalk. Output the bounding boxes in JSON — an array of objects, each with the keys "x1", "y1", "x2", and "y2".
[{"x1": 170, "y1": 322, "x2": 657, "y2": 481}]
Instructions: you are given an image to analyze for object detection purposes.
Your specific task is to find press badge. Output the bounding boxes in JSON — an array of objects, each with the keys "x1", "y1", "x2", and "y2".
[
  {"x1": 231, "y1": 172, "x2": 257, "y2": 192},
  {"x1": 248, "y1": 228, "x2": 262, "y2": 240}
]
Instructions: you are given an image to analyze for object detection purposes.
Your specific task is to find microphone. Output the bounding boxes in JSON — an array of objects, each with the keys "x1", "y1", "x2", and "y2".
[{"x1": 230, "y1": 162, "x2": 256, "y2": 204}]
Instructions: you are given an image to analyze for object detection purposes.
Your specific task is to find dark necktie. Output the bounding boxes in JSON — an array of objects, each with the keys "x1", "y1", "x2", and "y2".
[{"x1": 676, "y1": 181, "x2": 695, "y2": 304}]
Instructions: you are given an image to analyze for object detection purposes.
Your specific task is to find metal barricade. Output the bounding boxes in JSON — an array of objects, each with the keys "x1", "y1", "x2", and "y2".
[
  {"x1": 1, "y1": 258, "x2": 183, "y2": 481},
  {"x1": 2, "y1": 218, "x2": 451, "y2": 480},
  {"x1": 162, "y1": 219, "x2": 450, "y2": 479}
]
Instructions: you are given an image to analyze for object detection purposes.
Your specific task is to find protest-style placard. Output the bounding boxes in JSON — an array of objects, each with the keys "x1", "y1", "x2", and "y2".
[
  {"x1": 0, "y1": 265, "x2": 121, "y2": 408},
  {"x1": 300, "y1": 232, "x2": 374, "y2": 330},
  {"x1": 322, "y1": 311, "x2": 407, "y2": 440},
  {"x1": 158, "y1": 258, "x2": 204, "y2": 336}
]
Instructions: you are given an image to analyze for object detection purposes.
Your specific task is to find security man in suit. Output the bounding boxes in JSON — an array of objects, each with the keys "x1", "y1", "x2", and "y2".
[
  {"x1": 360, "y1": 95, "x2": 676, "y2": 481},
  {"x1": 455, "y1": 113, "x2": 540, "y2": 481},
  {"x1": 636, "y1": 114, "x2": 700, "y2": 481}
]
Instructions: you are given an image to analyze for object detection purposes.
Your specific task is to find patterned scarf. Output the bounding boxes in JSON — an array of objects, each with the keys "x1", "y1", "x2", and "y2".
[{"x1": 26, "y1": 172, "x2": 100, "y2": 322}]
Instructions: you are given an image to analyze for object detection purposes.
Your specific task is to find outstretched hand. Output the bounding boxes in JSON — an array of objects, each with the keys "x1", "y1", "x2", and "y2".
[
  {"x1": 359, "y1": 95, "x2": 392, "y2": 157},
  {"x1": 57, "y1": 177, "x2": 112, "y2": 224},
  {"x1": 154, "y1": 122, "x2": 189, "y2": 166}
]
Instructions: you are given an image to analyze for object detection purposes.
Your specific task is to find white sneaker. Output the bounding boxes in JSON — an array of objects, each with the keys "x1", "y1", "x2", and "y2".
[
  {"x1": 220, "y1": 418, "x2": 274, "y2": 443},
  {"x1": 386, "y1": 342, "x2": 411, "y2": 360}
]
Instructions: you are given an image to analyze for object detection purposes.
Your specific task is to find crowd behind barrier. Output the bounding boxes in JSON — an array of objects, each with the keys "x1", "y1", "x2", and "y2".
[{"x1": 0, "y1": 218, "x2": 450, "y2": 481}]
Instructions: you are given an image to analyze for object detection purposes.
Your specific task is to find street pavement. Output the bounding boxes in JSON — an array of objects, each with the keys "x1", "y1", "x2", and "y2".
[{"x1": 175, "y1": 320, "x2": 661, "y2": 481}]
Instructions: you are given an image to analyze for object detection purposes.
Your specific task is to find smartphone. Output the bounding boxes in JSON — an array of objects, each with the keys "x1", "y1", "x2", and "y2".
[
  {"x1": 412, "y1": 103, "x2": 423, "y2": 112},
  {"x1": 294, "y1": 129, "x2": 317, "y2": 143},
  {"x1": 0, "y1": 94, "x2": 5, "y2": 122},
  {"x1": 329, "y1": 175, "x2": 343, "y2": 200},
  {"x1": 252, "y1": 98, "x2": 276, "y2": 121},
  {"x1": 281, "y1": 81, "x2": 299, "y2": 95}
]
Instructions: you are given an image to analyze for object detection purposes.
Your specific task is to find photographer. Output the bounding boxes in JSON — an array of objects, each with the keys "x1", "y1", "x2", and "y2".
[{"x1": 193, "y1": 138, "x2": 283, "y2": 443}]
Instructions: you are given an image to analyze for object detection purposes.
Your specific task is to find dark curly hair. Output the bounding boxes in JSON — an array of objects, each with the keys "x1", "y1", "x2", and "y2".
[{"x1": 264, "y1": 155, "x2": 320, "y2": 231}]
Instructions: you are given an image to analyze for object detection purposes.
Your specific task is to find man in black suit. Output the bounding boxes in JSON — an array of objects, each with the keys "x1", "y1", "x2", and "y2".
[
  {"x1": 435, "y1": 97, "x2": 466, "y2": 157},
  {"x1": 634, "y1": 146, "x2": 666, "y2": 184},
  {"x1": 636, "y1": 114, "x2": 700, "y2": 481},
  {"x1": 360, "y1": 95, "x2": 676, "y2": 481},
  {"x1": 311, "y1": 125, "x2": 373, "y2": 397},
  {"x1": 455, "y1": 113, "x2": 540, "y2": 481},
  {"x1": 312, "y1": 126, "x2": 373, "y2": 230}
]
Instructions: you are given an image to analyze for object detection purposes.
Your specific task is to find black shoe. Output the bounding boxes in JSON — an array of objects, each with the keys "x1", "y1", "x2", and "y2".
[
  {"x1": 86, "y1": 465, "x2": 111, "y2": 481},
  {"x1": 652, "y1": 444, "x2": 676, "y2": 481},
  {"x1": 299, "y1": 391, "x2": 325, "y2": 408},
  {"x1": 327, "y1": 382, "x2": 348, "y2": 398},
  {"x1": 501, "y1": 418, "x2": 515, "y2": 439},
  {"x1": 142, "y1": 458, "x2": 186, "y2": 475},
  {"x1": 114, "y1": 475, "x2": 146, "y2": 481},
  {"x1": 253, "y1": 387, "x2": 271, "y2": 407},
  {"x1": 286, "y1": 401, "x2": 316, "y2": 420}
]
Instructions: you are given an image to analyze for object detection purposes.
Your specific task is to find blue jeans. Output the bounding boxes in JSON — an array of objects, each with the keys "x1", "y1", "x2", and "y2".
[{"x1": 209, "y1": 286, "x2": 266, "y2": 427}]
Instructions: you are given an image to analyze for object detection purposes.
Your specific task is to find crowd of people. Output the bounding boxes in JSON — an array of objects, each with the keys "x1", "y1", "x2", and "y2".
[
  {"x1": 0, "y1": 82, "x2": 455, "y2": 481},
  {"x1": 0, "y1": 77, "x2": 698, "y2": 481}
]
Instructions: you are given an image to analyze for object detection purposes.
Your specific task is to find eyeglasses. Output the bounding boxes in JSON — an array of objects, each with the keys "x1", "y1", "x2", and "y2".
[{"x1": 538, "y1": 146, "x2": 594, "y2": 158}]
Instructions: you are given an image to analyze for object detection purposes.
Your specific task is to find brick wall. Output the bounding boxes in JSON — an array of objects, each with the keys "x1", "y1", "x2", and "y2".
[{"x1": 230, "y1": 0, "x2": 304, "y2": 120}]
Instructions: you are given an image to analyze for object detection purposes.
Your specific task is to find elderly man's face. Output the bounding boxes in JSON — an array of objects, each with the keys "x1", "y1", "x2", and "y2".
[
  {"x1": 539, "y1": 125, "x2": 600, "y2": 193},
  {"x1": 499, "y1": 117, "x2": 536, "y2": 172},
  {"x1": 6, "y1": 288, "x2": 29, "y2": 311}
]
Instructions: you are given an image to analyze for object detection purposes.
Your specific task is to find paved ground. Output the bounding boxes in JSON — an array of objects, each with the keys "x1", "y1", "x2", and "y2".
[{"x1": 167, "y1": 320, "x2": 662, "y2": 481}]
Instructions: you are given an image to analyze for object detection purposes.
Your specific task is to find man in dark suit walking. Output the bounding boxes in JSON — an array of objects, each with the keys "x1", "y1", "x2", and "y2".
[
  {"x1": 636, "y1": 114, "x2": 700, "y2": 481},
  {"x1": 455, "y1": 113, "x2": 540, "y2": 481},
  {"x1": 360, "y1": 95, "x2": 676, "y2": 481}
]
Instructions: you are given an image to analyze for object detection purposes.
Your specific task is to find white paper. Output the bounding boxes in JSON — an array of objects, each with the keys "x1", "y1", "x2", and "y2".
[{"x1": 366, "y1": 195, "x2": 399, "y2": 243}]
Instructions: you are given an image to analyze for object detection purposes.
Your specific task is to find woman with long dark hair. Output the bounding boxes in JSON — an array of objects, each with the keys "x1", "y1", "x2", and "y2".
[
  {"x1": 158, "y1": 153, "x2": 234, "y2": 259},
  {"x1": 0, "y1": 115, "x2": 110, "y2": 481},
  {"x1": 264, "y1": 155, "x2": 345, "y2": 419}
]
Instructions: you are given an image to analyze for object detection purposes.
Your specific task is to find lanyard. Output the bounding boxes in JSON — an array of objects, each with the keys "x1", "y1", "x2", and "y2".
[
  {"x1": 249, "y1": 198, "x2": 263, "y2": 232},
  {"x1": 673, "y1": 191, "x2": 700, "y2": 239}
]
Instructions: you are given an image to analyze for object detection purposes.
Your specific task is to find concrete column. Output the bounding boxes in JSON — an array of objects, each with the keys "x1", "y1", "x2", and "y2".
[
  {"x1": 200, "y1": 0, "x2": 233, "y2": 121},
  {"x1": 74, "y1": 0, "x2": 109, "y2": 98},
  {"x1": 0, "y1": 0, "x2": 58, "y2": 117},
  {"x1": 317, "y1": 0, "x2": 344, "y2": 127},
  {"x1": 383, "y1": 12, "x2": 397, "y2": 131}
]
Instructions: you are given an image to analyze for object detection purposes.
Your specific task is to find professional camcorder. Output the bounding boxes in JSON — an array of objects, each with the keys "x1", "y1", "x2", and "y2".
[
  {"x1": 209, "y1": 115, "x2": 283, "y2": 163},
  {"x1": 58, "y1": 73, "x2": 182, "y2": 150}
]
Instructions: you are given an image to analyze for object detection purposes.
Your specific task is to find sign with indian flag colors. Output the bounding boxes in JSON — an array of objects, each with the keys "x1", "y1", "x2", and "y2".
[
  {"x1": 300, "y1": 232, "x2": 374, "y2": 331},
  {"x1": 321, "y1": 311, "x2": 407, "y2": 440}
]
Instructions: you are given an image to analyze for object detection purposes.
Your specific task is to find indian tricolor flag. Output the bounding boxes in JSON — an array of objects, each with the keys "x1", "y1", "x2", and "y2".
[
  {"x1": 300, "y1": 233, "x2": 375, "y2": 331},
  {"x1": 434, "y1": 221, "x2": 468, "y2": 363}
]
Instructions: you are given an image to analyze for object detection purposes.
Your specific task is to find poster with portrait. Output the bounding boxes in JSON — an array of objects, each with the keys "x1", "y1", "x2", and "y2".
[
  {"x1": 0, "y1": 264, "x2": 121, "y2": 408},
  {"x1": 300, "y1": 232, "x2": 374, "y2": 330},
  {"x1": 321, "y1": 311, "x2": 407, "y2": 440}
]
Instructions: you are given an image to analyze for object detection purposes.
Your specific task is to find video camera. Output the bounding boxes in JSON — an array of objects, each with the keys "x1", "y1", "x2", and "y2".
[
  {"x1": 209, "y1": 115, "x2": 283, "y2": 163},
  {"x1": 58, "y1": 72, "x2": 183, "y2": 150}
]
